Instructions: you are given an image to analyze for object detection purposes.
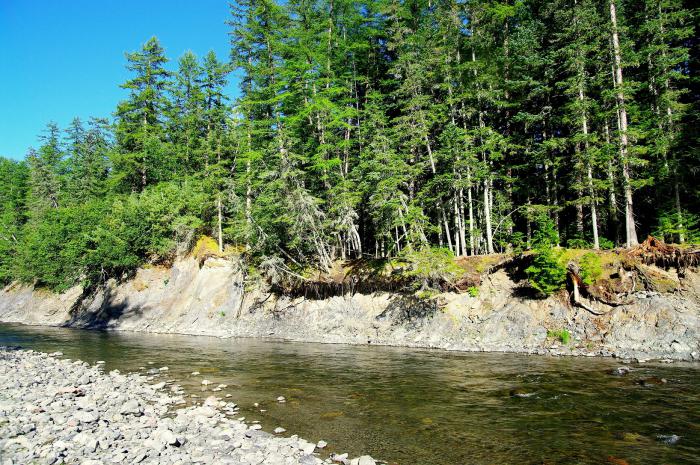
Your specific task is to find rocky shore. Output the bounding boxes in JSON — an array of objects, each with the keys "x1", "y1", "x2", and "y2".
[{"x1": 0, "y1": 348, "x2": 376, "y2": 465}]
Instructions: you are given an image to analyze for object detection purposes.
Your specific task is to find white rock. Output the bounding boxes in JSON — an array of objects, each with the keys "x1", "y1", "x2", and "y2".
[
  {"x1": 274, "y1": 427, "x2": 286, "y2": 434},
  {"x1": 301, "y1": 442, "x2": 316, "y2": 455},
  {"x1": 317, "y1": 440, "x2": 328, "y2": 449}
]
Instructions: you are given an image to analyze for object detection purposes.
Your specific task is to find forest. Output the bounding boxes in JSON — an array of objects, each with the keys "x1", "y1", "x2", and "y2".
[{"x1": 0, "y1": 0, "x2": 698, "y2": 292}]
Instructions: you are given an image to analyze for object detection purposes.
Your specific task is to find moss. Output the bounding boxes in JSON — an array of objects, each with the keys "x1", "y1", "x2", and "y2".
[
  {"x1": 192, "y1": 236, "x2": 221, "y2": 261},
  {"x1": 416, "y1": 289, "x2": 439, "y2": 300},
  {"x1": 456, "y1": 254, "x2": 507, "y2": 274},
  {"x1": 579, "y1": 252, "x2": 603, "y2": 285}
]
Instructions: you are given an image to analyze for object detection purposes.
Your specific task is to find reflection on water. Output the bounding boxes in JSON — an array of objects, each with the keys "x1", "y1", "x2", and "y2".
[{"x1": 1, "y1": 323, "x2": 698, "y2": 465}]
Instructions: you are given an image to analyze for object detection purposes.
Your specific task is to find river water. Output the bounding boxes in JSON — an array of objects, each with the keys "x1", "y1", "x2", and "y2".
[{"x1": 1, "y1": 323, "x2": 698, "y2": 464}]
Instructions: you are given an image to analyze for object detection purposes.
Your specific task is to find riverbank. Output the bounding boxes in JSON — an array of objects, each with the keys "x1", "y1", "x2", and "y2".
[
  {"x1": 1, "y1": 252, "x2": 699, "y2": 362},
  {"x1": 0, "y1": 347, "x2": 376, "y2": 465}
]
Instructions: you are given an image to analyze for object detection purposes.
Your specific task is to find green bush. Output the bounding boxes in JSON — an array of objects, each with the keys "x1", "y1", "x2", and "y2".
[
  {"x1": 654, "y1": 209, "x2": 699, "y2": 244},
  {"x1": 598, "y1": 237, "x2": 615, "y2": 250},
  {"x1": 468, "y1": 286, "x2": 479, "y2": 297},
  {"x1": 526, "y1": 215, "x2": 567, "y2": 296},
  {"x1": 547, "y1": 329, "x2": 571, "y2": 344},
  {"x1": 579, "y1": 252, "x2": 602, "y2": 285},
  {"x1": 401, "y1": 246, "x2": 463, "y2": 290},
  {"x1": 526, "y1": 247, "x2": 567, "y2": 296},
  {"x1": 566, "y1": 238, "x2": 590, "y2": 249}
]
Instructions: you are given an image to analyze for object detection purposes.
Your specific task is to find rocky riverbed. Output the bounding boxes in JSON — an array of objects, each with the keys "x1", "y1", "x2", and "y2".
[{"x1": 0, "y1": 348, "x2": 377, "y2": 465}]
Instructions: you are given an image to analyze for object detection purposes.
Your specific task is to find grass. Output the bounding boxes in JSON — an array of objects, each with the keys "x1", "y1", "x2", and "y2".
[{"x1": 547, "y1": 329, "x2": 571, "y2": 345}]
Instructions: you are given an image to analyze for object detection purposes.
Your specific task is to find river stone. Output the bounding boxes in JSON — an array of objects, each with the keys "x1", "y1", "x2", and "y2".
[
  {"x1": 331, "y1": 454, "x2": 349, "y2": 464},
  {"x1": 119, "y1": 399, "x2": 141, "y2": 416},
  {"x1": 273, "y1": 427, "x2": 286, "y2": 434},
  {"x1": 298, "y1": 455, "x2": 318, "y2": 465},
  {"x1": 317, "y1": 440, "x2": 328, "y2": 449},
  {"x1": 355, "y1": 456, "x2": 377, "y2": 465},
  {"x1": 0, "y1": 349, "x2": 380, "y2": 465},
  {"x1": 76, "y1": 411, "x2": 99, "y2": 423},
  {"x1": 300, "y1": 442, "x2": 316, "y2": 455}
]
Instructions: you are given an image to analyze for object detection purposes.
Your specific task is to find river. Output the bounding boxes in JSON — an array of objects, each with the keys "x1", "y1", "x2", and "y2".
[{"x1": 1, "y1": 323, "x2": 698, "y2": 464}]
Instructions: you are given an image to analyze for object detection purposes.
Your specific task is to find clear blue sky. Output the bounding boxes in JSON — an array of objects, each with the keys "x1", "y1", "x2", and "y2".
[{"x1": 0, "y1": 0, "x2": 239, "y2": 160}]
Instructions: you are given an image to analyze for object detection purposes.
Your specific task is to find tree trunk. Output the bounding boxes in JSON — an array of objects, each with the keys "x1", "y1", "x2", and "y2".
[
  {"x1": 217, "y1": 196, "x2": 223, "y2": 253},
  {"x1": 578, "y1": 84, "x2": 599, "y2": 249},
  {"x1": 467, "y1": 167, "x2": 475, "y2": 255},
  {"x1": 484, "y1": 178, "x2": 494, "y2": 254},
  {"x1": 609, "y1": 0, "x2": 638, "y2": 247},
  {"x1": 675, "y1": 180, "x2": 684, "y2": 243}
]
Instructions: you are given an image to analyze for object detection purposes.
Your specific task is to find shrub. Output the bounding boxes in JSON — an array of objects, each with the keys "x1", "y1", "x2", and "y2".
[
  {"x1": 526, "y1": 215, "x2": 567, "y2": 296},
  {"x1": 401, "y1": 246, "x2": 463, "y2": 291},
  {"x1": 654, "y1": 209, "x2": 700, "y2": 244},
  {"x1": 468, "y1": 286, "x2": 479, "y2": 297},
  {"x1": 567, "y1": 238, "x2": 591, "y2": 249},
  {"x1": 598, "y1": 237, "x2": 615, "y2": 250},
  {"x1": 579, "y1": 252, "x2": 602, "y2": 285},
  {"x1": 547, "y1": 329, "x2": 571, "y2": 344},
  {"x1": 526, "y1": 247, "x2": 567, "y2": 296}
]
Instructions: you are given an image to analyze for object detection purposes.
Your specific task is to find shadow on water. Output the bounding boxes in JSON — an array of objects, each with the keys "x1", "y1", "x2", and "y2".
[{"x1": 1, "y1": 322, "x2": 699, "y2": 465}]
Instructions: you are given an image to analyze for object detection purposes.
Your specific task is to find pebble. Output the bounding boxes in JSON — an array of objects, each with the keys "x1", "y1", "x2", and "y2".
[
  {"x1": 191, "y1": 371, "x2": 200, "y2": 376},
  {"x1": 277, "y1": 396, "x2": 286, "y2": 403},
  {"x1": 0, "y1": 348, "x2": 377, "y2": 465},
  {"x1": 201, "y1": 379, "x2": 212, "y2": 386}
]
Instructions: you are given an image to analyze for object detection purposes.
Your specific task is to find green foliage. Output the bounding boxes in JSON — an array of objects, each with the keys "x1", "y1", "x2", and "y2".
[
  {"x1": 598, "y1": 238, "x2": 615, "y2": 250},
  {"x1": 532, "y1": 214, "x2": 560, "y2": 249},
  {"x1": 400, "y1": 246, "x2": 463, "y2": 291},
  {"x1": 526, "y1": 216, "x2": 567, "y2": 296},
  {"x1": 468, "y1": 286, "x2": 479, "y2": 298},
  {"x1": 1, "y1": 0, "x2": 698, "y2": 292},
  {"x1": 654, "y1": 209, "x2": 699, "y2": 244},
  {"x1": 526, "y1": 247, "x2": 567, "y2": 296},
  {"x1": 547, "y1": 329, "x2": 571, "y2": 345},
  {"x1": 579, "y1": 252, "x2": 602, "y2": 286},
  {"x1": 566, "y1": 238, "x2": 591, "y2": 249}
]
